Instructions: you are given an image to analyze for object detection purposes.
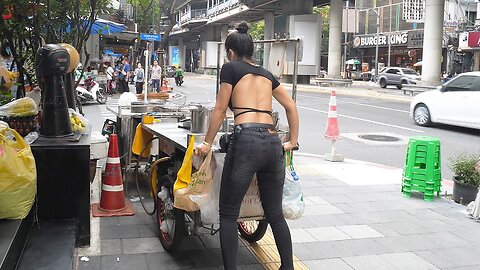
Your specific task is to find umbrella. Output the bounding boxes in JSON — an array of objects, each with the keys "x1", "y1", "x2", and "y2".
[
  {"x1": 346, "y1": 59, "x2": 361, "y2": 65},
  {"x1": 413, "y1": 61, "x2": 423, "y2": 67}
]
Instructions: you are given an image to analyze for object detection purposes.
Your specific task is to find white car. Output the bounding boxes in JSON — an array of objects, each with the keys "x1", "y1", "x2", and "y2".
[{"x1": 410, "y1": 72, "x2": 480, "y2": 129}]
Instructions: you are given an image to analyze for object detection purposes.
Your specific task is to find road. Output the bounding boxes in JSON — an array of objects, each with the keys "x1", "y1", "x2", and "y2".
[{"x1": 90, "y1": 75, "x2": 480, "y2": 181}]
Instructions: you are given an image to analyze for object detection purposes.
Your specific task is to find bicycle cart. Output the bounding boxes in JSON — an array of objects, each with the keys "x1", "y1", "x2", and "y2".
[{"x1": 134, "y1": 122, "x2": 292, "y2": 251}]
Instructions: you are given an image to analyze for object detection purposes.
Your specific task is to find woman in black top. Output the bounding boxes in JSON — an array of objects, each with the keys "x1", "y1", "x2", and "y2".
[{"x1": 195, "y1": 21, "x2": 299, "y2": 270}]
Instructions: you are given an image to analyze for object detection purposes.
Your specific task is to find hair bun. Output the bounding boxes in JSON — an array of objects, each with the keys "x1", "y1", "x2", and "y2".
[{"x1": 235, "y1": 22, "x2": 249, "y2": 34}]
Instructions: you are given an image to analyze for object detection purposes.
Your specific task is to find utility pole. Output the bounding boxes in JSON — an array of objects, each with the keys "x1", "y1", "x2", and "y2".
[
  {"x1": 374, "y1": 7, "x2": 380, "y2": 81},
  {"x1": 343, "y1": 0, "x2": 349, "y2": 75},
  {"x1": 388, "y1": 3, "x2": 392, "y2": 67}
]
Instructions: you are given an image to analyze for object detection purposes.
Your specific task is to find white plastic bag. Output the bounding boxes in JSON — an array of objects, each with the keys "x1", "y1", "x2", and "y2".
[{"x1": 190, "y1": 153, "x2": 222, "y2": 224}]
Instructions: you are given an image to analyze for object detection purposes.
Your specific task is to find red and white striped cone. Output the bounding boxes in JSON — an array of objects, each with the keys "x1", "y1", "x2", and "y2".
[
  {"x1": 324, "y1": 90, "x2": 344, "y2": 162},
  {"x1": 92, "y1": 134, "x2": 134, "y2": 217}
]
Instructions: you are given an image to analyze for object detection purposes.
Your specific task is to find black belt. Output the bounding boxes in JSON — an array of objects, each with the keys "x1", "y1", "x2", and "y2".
[{"x1": 234, "y1": 123, "x2": 275, "y2": 133}]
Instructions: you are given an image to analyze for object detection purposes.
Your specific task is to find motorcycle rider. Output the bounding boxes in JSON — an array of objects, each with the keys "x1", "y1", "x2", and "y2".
[{"x1": 174, "y1": 65, "x2": 184, "y2": 86}]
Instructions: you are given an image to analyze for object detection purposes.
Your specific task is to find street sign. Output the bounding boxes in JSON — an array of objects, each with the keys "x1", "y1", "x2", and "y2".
[{"x1": 140, "y1": 33, "x2": 161, "y2": 42}]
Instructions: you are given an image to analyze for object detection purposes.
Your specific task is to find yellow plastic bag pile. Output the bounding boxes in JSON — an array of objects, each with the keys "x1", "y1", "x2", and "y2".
[{"x1": 0, "y1": 127, "x2": 37, "y2": 219}]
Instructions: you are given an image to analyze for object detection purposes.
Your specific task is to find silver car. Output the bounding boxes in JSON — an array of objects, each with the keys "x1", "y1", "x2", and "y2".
[{"x1": 378, "y1": 67, "x2": 421, "y2": 89}]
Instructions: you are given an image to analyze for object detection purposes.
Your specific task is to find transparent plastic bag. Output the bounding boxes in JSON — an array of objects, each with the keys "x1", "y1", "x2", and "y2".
[
  {"x1": 0, "y1": 97, "x2": 38, "y2": 117},
  {"x1": 282, "y1": 151, "x2": 304, "y2": 220},
  {"x1": 190, "y1": 153, "x2": 222, "y2": 224},
  {"x1": 69, "y1": 108, "x2": 90, "y2": 134}
]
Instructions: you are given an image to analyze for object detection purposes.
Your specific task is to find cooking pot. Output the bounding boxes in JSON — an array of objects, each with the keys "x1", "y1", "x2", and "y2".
[{"x1": 190, "y1": 106, "x2": 213, "y2": 133}]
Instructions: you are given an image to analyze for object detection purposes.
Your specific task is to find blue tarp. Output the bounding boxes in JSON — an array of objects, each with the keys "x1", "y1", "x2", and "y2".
[
  {"x1": 89, "y1": 19, "x2": 126, "y2": 34},
  {"x1": 67, "y1": 18, "x2": 127, "y2": 35}
]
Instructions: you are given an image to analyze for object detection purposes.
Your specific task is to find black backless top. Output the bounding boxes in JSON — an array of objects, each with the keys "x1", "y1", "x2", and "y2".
[{"x1": 220, "y1": 60, "x2": 280, "y2": 118}]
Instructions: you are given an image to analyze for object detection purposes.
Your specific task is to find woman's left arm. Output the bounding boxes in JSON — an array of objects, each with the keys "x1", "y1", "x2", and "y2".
[{"x1": 195, "y1": 83, "x2": 232, "y2": 155}]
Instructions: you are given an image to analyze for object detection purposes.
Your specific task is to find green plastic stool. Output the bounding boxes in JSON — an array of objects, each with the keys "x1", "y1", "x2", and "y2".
[{"x1": 402, "y1": 136, "x2": 442, "y2": 201}]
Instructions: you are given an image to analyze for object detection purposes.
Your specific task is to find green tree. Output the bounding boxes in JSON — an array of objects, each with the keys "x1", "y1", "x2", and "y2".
[
  {"x1": 314, "y1": 5, "x2": 330, "y2": 52},
  {"x1": 250, "y1": 21, "x2": 265, "y2": 40},
  {"x1": 0, "y1": 0, "x2": 110, "y2": 99}
]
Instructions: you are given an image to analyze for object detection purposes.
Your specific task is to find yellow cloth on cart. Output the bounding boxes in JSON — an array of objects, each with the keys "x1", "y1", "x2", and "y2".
[
  {"x1": 132, "y1": 123, "x2": 153, "y2": 158},
  {"x1": 173, "y1": 135, "x2": 194, "y2": 192},
  {"x1": 0, "y1": 128, "x2": 37, "y2": 219}
]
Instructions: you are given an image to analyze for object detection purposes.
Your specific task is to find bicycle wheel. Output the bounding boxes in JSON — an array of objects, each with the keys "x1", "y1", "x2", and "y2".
[{"x1": 238, "y1": 220, "x2": 268, "y2": 243}]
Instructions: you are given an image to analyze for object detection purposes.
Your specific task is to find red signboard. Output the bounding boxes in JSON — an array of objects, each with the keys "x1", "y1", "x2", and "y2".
[{"x1": 468, "y1": 32, "x2": 480, "y2": 47}]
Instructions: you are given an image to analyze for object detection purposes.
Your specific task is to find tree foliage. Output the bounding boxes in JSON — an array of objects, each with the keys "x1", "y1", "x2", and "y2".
[
  {"x1": 314, "y1": 5, "x2": 330, "y2": 51},
  {"x1": 250, "y1": 21, "x2": 265, "y2": 41},
  {"x1": 0, "y1": 0, "x2": 109, "y2": 97}
]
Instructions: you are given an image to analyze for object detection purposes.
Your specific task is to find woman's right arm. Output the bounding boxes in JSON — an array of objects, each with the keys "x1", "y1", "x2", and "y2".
[{"x1": 272, "y1": 85, "x2": 299, "y2": 150}]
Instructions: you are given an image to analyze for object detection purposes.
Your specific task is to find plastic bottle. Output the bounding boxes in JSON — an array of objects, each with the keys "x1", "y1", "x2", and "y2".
[{"x1": 24, "y1": 131, "x2": 39, "y2": 144}]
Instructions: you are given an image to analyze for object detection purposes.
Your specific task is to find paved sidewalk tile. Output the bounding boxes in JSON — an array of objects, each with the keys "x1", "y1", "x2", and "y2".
[
  {"x1": 286, "y1": 216, "x2": 317, "y2": 229},
  {"x1": 305, "y1": 227, "x2": 351, "y2": 241},
  {"x1": 122, "y1": 237, "x2": 165, "y2": 254},
  {"x1": 379, "y1": 252, "x2": 439, "y2": 270},
  {"x1": 145, "y1": 251, "x2": 194, "y2": 269},
  {"x1": 293, "y1": 242, "x2": 355, "y2": 260},
  {"x1": 101, "y1": 224, "x2": 141, "y2": 239},
  {"x1": 303, "y1": 204, "x2": 344, "y2": 216},
  {"x1": 137, "y1": 224, "x2": 160, "y2": 238},
  {"x1": 289, "y1": 229, "x2": 317, "y2": 243},
  {"x1": 342, "y1": 254, "x2": 396, "y2": 270},
  {"x1": 337, "y1": 225, "x2": 384, "y2": 239},
  {"x1": 338, "y1": 238, "x2": 390, "y2": 256},
  {"x1": 77, "y1": 255, "x2": 101, "y2": 270},
  {"x1": 303, "y1": 258, "x2": 353, "y2": 269},
  {"x1": 101, "y1": 254, "x2": 149, "y2": 270},
  {"x1": 305, "y1": 195, "x2": 330, "y2": 205},
  {"x1": 100, "y1": 239, "x2": 122, "y2": 255}
]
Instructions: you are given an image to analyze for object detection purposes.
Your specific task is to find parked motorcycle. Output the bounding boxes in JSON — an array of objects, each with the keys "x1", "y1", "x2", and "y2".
[{"x1": 77, "y1": 76, "x2": 107, "y2": 104}]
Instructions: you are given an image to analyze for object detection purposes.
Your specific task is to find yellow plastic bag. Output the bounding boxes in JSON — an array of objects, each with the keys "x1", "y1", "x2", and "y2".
[
  {"x1": 0, "y1": 128, "x2": 37, "y2": 219},
  {"x1": 132, "y1": 123, "x2": 153, "y2": 157},
  {"x1": 174, "y1": 150, "x2": 213, "y2": 211},
  {"x1": 173, "y1": 135, "x2": 194, "y2": 192}
]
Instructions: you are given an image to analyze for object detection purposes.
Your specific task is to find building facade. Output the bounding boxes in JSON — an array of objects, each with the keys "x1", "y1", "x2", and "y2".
[{"x1": 350, "y1": 0, "x2": 477, "y2": 74}]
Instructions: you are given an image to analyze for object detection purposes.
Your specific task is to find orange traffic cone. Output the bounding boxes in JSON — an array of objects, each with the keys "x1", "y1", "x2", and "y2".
[
  {"x1": 324, "y1": 90, "x2": 344, "y2": 162},
  {"x1": 161, "y1": 79, "x2": 167, "y2": 92},
  {"x1": 92, "y1": 134, "x2": 134, "y2": 217}
]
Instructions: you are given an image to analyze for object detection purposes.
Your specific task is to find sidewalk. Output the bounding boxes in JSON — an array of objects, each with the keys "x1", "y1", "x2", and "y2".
[{"x1": 75, "y1": 152, "x2": 477, "y2": 270}]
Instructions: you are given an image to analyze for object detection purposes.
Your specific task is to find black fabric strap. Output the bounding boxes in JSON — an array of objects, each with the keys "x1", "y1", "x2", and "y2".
[{"x1": 232, "y1": 107, "x2": 273, "y2": 119}]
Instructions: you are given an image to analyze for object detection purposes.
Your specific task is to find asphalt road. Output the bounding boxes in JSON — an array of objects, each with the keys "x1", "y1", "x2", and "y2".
[
  {"x1": 172, "y1": 75, "x2": 479, "y2": 180},
  {"x1": 85, "y1": 75, "x2": 479, "y2": 181}
]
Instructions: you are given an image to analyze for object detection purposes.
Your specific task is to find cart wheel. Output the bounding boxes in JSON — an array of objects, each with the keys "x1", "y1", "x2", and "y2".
[
  {"x1": 238, "y1": 220, "x2": 268, "y2": 243},
  {"x1": 156, "y1": 174, "x2": 186, "y2": 252}
]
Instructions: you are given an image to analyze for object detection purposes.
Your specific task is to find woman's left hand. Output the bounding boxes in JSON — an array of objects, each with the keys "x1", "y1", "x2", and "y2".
[{"x1": 194, "y1": 143, "x2": 211, "y2": 156}]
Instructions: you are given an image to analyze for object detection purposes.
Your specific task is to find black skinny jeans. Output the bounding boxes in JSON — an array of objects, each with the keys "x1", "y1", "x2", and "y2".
[{"x1": 219, "y1": 123, "x2": 293, "y2": 270}]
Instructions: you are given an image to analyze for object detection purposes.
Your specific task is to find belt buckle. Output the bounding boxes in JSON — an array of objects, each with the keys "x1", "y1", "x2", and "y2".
[{"x1": 234, "y1": 125, "x2": 242, "y2": 133}]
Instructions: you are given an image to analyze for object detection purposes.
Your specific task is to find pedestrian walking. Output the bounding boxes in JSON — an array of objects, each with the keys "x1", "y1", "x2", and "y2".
[
  {"x1": 105, "y1": 62, "x2": 115, "y2": 94},
  {"x1": 151, "y1": 60, "x2": 162, "y2": 92},
  {"x1": 118, "y1": 58, "x2": 131, "y2": 93},
  {"x1": 134, "y1": 63, "x2": 145, "y2": 94},
  {"x1": 194, "y1": 21, "x2": 299, "y2": 270}
]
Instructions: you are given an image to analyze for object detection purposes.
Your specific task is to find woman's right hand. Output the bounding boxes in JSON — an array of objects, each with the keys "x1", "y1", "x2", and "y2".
[{"x1": 282, "y1": 141, "x2": 298, "y2": 151}]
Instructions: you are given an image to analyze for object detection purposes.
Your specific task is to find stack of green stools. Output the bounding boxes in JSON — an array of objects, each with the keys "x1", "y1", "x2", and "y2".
[{"x1": 402, "y1": 136, "x2": 441, "y2": 201}]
